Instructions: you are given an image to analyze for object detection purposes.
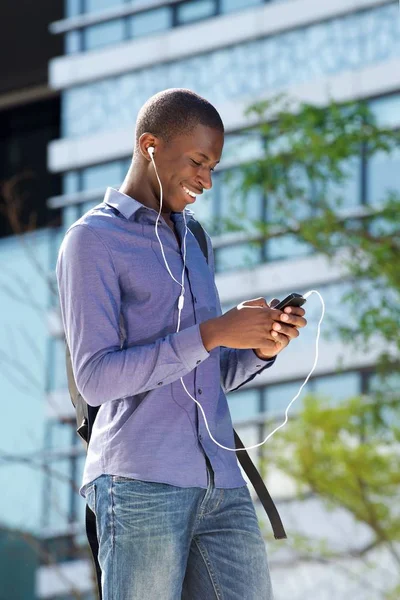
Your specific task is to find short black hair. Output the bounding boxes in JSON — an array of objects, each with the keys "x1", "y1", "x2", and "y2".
[{"x1": 134, "y1": 88, "x2": 224, "y2": 152}]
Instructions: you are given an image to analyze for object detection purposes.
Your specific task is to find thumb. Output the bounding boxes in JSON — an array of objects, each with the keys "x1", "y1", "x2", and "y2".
[{"x1": 269, "y1": 298, "x2": 281, "y2": 308}]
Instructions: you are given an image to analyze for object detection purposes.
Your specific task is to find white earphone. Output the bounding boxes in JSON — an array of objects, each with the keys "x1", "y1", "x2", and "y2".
[{"x1": 147, "y1": 144, "x2": 325, "y2": 452}]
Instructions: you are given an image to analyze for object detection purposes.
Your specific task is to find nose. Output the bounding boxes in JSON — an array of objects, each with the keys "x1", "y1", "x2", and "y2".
[{"x1": 198, "y1": 167, "x2": 213, "y2": 191}]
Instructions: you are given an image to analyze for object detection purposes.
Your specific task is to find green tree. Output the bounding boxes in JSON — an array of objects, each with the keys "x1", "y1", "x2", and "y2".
[{"x1": 222, "y1": 95, "x2": 400, "y2": 598}]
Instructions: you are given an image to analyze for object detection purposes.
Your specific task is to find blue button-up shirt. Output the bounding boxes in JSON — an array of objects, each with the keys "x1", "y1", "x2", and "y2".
[{"x1": 56, "y1": 188, "x2": 276, "y2": 498}]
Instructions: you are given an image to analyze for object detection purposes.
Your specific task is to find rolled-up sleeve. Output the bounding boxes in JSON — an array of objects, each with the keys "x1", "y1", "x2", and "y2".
[{"x1": 56, "y1": 224, "x2": 210, "y2": 407}]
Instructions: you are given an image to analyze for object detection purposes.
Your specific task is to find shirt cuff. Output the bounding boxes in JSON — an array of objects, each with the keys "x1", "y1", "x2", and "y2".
[
  {"x1": 244, "y1": 348, "x2": 277, "y2": 371},
  {"x1": 174, "y1": 324, "x2": 211, "y2": 371}
]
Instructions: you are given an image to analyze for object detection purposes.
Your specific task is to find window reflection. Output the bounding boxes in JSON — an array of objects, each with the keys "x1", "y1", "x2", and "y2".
[
  {"x1": 177, "y1": 0, "x2": 216, "y2": 24},
  {"x1": 65, "y1": 0, "x2": 81, "y2": 18},
  {"x1": 369, "y1": 94, "x2": 400, "y2": 128},
  {"x1": 266, "y1": 380, "x2": 305, "y2": 416},
  {"x1": 81, "y1": 160, "x2": 124, "y2": 191},
  {"x1": 367, "y1": 148, "x2": 400, "y2": 206},
  {"x1": 265, "y1": 371, "x2": 361, "y2": 418},
  {"x1": 321, "y1": 156, "x2": 361, "y2": 210},
  {"x1": 368, "y1": 371, "x2": 400, "y2": 395},
  {"x1": 219, "y1": 169, "x2": 264, "y2": 235},
  {"x1": 227, "y1": 388, "x2": 260, "y2": 423},
  {"x1": 85, "y1": 0, "x2": 125, "y2": 14},
  {"x1": 222, "y1": 132, "x2": 264, "y2": 165},
  {"x1": 221, "y1": 0, "x2": 263, "y2": 14},
  {"x1": 216, "y1": 242, "x2": 261, "y2": 273},
  {"x1": 65, "y1": 30, "x2": 82, "y2": 54},
  {"x1": 264, "y1": 167, "x2": 315, "y2": 261},
  {"x1": 191, "y1": 186, "x2": 215, "y2": 233},
  {"x1": 62, "y1": 171, "x2": 79, "y2": 195},
  {"x1": 312, "y1": 372, "x2": 360, "y2": 408},
  {"x1": 63, "y1": 205, "x2": 81, "y2": 229},
  {"x1": 266, "y1": 233, "x2": 313, "y2": 262},
  {"x1": 367, "y1": 371, "x2": 400, "y2": 430},
  {"x1": 84, "y1": 18, "x2": 125, "y2": 51},
  {"x1": 129, "y1": 7, "x2": 172, "y2": 38}
]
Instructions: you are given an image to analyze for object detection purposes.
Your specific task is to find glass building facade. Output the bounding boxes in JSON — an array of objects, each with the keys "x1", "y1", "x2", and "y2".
[
  {"x1": 62, "y1": 3, "x2": 399, "y2": 137},
  {"x1": 64, "y1": 0, "x2": 287, "y2": 54}
]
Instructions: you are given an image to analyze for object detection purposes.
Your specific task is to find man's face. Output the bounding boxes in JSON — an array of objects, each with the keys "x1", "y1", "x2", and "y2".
[{"x1": 149, "y1": 124, "x2": 224, "y2": 213}]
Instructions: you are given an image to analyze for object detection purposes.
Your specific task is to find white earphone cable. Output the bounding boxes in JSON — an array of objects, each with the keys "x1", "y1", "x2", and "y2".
[{"x1": 149, "y1": 149, "x2": 325, "y2": 452}]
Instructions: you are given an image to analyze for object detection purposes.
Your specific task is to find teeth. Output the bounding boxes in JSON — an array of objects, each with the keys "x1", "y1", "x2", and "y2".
[{"x1": 182, "y1": 185, "x2": 196, "y2": 198}]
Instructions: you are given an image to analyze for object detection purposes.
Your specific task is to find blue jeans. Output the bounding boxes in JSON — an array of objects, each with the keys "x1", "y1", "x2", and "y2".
[{"x1": 85, "y1": 461, "x2": 274, "y2": 599}]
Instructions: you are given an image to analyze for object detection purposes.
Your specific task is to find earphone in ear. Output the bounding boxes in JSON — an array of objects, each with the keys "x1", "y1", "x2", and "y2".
[{"x1": 148, "y1": 146, "x2": 155, "y2": 156}]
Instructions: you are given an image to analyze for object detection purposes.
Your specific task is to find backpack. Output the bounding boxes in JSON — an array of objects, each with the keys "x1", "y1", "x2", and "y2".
[{"x1": 65, "y1": 217, "x2": 286, "y2": 599}]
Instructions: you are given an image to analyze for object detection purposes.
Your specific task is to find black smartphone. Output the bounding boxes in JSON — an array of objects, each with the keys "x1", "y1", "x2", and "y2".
[{"x1": 273, "y1": 293, "x2": 306, "y2": 311}]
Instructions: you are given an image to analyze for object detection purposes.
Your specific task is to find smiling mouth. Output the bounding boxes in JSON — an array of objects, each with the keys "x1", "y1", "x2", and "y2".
[{"x1": 181, "y1": 184, "x2": 198, "y2": 198}]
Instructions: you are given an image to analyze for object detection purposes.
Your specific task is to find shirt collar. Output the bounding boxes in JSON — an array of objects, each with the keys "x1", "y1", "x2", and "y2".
[{"x1": 103, "y1": 187, "x2": 196, "y2": 223}]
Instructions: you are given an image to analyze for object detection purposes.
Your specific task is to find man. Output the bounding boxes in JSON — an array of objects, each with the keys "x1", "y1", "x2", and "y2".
[{"x1": 56, "y1": 88, "x2": 307, "y2": 599}]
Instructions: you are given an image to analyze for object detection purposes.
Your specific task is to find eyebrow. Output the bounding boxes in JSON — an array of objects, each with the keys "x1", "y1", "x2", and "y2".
[{"x1": 195, "y1": 152, "x2": 220, "y2": 164}]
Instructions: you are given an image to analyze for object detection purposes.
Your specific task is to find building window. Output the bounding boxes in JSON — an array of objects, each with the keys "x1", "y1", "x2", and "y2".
[
  {"x1": 370, "y1": 93, "x2": 400, "y2": 129},
  {"x1": 83, "y1": 18, "x2": 125, "y2": 50},
  {"x1": 81, "y1": 160, "x2": 124, "y2": 191},
  {"x1": 65, "y1": 0, "x2": 82, "y2": 18},
  {"x1": 227, "y1": 388, "x2": 261, "y2": 423},
  {"x1": 367, "y1": 148, "x2": 400, "y2": 207},
  {"x1": 311, "y1": 372, "x2": 360, "y2": 408},
  {"x1": 266, "y1": 380, "x2": 305, "y2": 417},
  {"x1": 220, "y1": 0, "x2": 264, "y2": 14},
  {"x1": 84, "y1": 0, "x2": 125, "y2": 14},
  {"x1": 129, "y1": 7, "x2": 172, "y2": 39},
  {"x1": 65, "y1": 30, "x2": 82, "y2": 54},
  {"x1": 367, "y1": 370, "x2": 400, "y2": 429},
  {"x1": 62, "y1": 171, "x2": 80, "y2": 195},
  {"x1": 176, "y1": 0, "x2": 217, "y2": 25},
  {"x1": 63, "y1": 205, "x2": 81, "y2": 229},
  {"x1": 265, "y1": 168, "x2": 315, "y2": 262},
  {"x1": 323, "y1": 156, "x2": 362, "y2": 210}
]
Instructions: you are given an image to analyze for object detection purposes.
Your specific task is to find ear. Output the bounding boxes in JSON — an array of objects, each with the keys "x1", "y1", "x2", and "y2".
[{"x1": 138, "y1": 132, "x2": 158, "y2": 161}]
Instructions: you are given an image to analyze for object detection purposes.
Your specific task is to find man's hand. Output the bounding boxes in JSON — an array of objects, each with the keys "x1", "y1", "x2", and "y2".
[{"x1": 253, "y1": 298, "x2": 307, "y2": 360}]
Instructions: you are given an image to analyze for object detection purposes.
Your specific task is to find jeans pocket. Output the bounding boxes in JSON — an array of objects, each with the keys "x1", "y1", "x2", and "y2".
[{"x1": 112, "y1": 475, "x2": 136, "y2": 483}]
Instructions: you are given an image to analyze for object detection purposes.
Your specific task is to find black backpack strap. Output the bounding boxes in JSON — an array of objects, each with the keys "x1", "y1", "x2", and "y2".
[
  {"x1": 234, "y1": 430, "x2": 287, "y2": 540},
  {"x1": 187, "y1": 218, "x2": 287, "y2": 540},
  {"x1": 187, "y1": 218, "x2": 208, "y2": 263}
]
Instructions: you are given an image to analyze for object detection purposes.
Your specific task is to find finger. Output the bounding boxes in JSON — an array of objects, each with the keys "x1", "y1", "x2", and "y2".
[
  {"x1": 272, "y1": 322, "x2": 300, "y2": 339},
  {"x1": 270, "y1": 331, "x2": 289, "y2": 346},
  {"x1": 269, "y1": 298, "x2": 280, "y2": 308},
  {"x1": 282, "y1": 306, "x2": 306, "y2": 317},
  {"x1": 280, "y1": 314, "x2": 307, "y2": 328}
]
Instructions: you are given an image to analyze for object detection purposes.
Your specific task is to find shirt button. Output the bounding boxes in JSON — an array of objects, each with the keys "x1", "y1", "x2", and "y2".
[
  {"x1": 194, "y1": 297, "x2": 197, "y2": 303},
  {"x1": 199, "y1": 434, "x2": 202, "y2": 440},
  {"x1": 198, "y1": 388, "x2": 202, "y2": 395},
  {"x1": 256, "y1": 365, "x2": 261, "y2": 368},
  {"x1": 196, "y1": 360, "x2": 201, "y2": 365},
  {"x1": 157, "y1": 382, "x2": 163, "y2": 386}
]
